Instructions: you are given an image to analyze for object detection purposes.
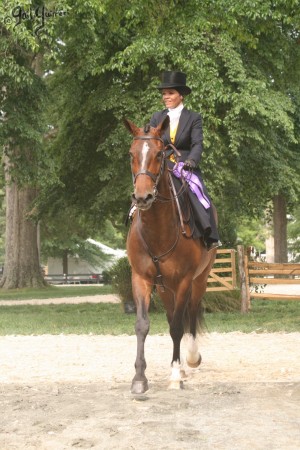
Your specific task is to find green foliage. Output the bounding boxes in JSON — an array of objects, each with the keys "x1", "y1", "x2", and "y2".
[
  {"x1": 93, "y1": 219, "x2": 126, "y2": 249},
  {"x1": 1, "y1": 0, "x2": 300, "y2": 271},
  {"x1": 236, "y1": 216, "x2": 268, "y2": 251},
  {"x1": 107, "y1": 257, "x2": 168, "y2": 312},
  {"x1": 0, "y1": 0, "x2": 67, "y2": 185},
  {"x1": 43, "y1": 0, "x2": 300, "y2": 240},
  {"x1": 108, "y1": 256, "x2": 134, "y2": 303}
]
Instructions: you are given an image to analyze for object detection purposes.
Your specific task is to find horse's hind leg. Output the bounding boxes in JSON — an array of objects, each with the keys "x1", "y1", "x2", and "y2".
[
  {"x1": 185, "y1": 297, "x2": 202, "y2": 368},
  {"x1": 185, "y1": 275, "x2": 209, "y2": 368},
  {"x1": 168, "y1": 285, "x2": 192, "y2": 389},
  {"x1": 186, "y1": 333, "x2": 202, "y2": 368},
  {"x1": 131, "y1": 272, "x2": 152, "y2": 395}
]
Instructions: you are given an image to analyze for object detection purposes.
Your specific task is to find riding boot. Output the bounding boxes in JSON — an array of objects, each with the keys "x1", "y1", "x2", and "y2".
[{"x1": 204, "y1": 238, "x2": 222, "y2": 251}]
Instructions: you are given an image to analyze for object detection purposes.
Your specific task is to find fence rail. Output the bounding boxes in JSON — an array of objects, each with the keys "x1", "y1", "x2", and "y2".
[
  {"x1": 207, "y1": 249, "x2": 237, "y2": 292},
  {"x1": 247, "y1": 260, "x2": 300, "y2": 300},
  {"x1": 45, "y1": 273, "x2": 102, "y2": 285},
  {"x1": 237, "y1": 245, "x2": 300, "y2": 312}
]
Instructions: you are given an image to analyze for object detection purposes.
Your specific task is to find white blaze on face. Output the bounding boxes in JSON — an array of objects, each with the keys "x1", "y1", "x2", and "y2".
[{"x1": 141, "y1": 142, "x2": 150, "y2": 169}]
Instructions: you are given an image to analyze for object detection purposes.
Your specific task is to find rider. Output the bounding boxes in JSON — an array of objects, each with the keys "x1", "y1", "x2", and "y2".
[{"x1": 149, "y1": 70, "x2": 220, "y2": 251}]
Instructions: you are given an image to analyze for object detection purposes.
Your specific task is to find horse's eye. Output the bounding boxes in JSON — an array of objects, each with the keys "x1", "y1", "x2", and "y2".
[{"x1": 157, "y1": 151, "x2": 162, "y2": 160}]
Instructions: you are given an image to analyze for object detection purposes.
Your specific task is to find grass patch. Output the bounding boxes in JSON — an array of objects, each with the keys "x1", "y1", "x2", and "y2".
[
  {"x1": 0, "y1": 303, "x2": 138, "y2": 335},
  {"x1": 205, "y1": 300, "x2": 300, "y2": 333},
  {"x1": 0, "y1": 300, "x2": 299, "y2": 335},
  {"x1": 0, "y1": 285, "x2": 114, "y2": 301},
  {"x1": 203, "y1": 290, "x2": 241, "y2": 312}
]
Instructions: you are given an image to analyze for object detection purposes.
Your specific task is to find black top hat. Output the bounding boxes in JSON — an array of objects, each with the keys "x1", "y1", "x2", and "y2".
[{"x1": 157, "y1": 71, "x2": 191, "y2": 95}]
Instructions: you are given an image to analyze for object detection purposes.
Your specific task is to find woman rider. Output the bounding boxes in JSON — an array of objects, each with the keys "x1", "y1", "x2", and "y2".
[{"x1": 149, "y1": 71, "x2": 220, "y2": 251}]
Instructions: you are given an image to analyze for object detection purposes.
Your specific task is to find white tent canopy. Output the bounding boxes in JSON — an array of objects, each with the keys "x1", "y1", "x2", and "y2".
[{"x1": 87, "y1": 238, "x2": 126, "y2": 259}]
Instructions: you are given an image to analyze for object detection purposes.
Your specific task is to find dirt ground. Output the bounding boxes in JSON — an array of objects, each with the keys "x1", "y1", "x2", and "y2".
[{"x1": 0, "y1": 296, "x2": 299, "y2": 450}]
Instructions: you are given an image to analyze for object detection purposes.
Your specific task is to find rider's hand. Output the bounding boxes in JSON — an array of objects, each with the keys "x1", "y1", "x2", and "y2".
[{"x1": 183, "y1": 159, "x2": 196, "y2": 171}]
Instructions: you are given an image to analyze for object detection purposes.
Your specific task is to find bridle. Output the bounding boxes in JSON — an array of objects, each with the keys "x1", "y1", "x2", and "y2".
[
  {"x1": 131, "y1": 135, "x2": 166, "y2": 187},
  {"x1": 131, "y1": 135, "x2": 185, "y2": 207},
  {"x1": 130, "y1": 135, "x2": 188, "y2": 292}
]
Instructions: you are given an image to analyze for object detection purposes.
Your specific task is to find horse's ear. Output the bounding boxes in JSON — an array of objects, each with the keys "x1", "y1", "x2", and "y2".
[
  {"x1": 123, "y1": 118, "x2": 140, "y2": 136},
  {"x1": 156, "y1": 115, "x2": 170, "y2": 136}
]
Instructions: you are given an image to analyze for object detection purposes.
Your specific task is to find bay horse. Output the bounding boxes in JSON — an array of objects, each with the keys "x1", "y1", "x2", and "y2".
[{"x1": 125, "y1": 115, "x2": 217, "y2": 394}]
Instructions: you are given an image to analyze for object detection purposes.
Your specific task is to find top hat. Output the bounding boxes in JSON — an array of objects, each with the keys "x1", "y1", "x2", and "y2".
[{"x1": 157, "y1": 71, "x2": 191, "y2": 95}]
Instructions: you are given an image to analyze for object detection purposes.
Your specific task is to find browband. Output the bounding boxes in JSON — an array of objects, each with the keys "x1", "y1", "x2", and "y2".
[{"x1": 133, "y1": 136, "x2": 164, "y2": 143}]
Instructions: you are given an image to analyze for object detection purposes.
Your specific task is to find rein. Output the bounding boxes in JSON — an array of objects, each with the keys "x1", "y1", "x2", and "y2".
[
  {"x1": 137, "y1": 211, "x2": 180, "y2": 292},
  {"x1": 131, "y1": 135, "x2": 184, "y2": 292}
]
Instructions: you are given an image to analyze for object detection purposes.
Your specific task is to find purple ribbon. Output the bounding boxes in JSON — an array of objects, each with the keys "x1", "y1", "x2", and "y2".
[{"x1": 173, "y1": 162, "x2": 211, "y2": 209}]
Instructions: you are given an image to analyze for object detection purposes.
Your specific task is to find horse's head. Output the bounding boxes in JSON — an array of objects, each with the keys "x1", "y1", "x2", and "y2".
[{"x1": 124, "y1": 116, "x2": 170, "y2": 210}]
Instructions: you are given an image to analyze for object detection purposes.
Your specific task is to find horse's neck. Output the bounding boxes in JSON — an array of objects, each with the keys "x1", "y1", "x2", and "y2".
[{"x1": 139, "y1": 173, "x2": 177, "y2": 240}]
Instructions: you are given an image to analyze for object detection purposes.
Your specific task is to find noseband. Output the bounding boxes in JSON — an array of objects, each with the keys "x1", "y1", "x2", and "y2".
[{"x1": 132, "y1": 135, "x2": 165, "y2": 185}]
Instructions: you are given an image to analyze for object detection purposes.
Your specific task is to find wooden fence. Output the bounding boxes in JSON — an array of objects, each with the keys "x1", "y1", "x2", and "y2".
[
  {"x1": 207, "y1": 249, "x2": 237, "y2": 292},
  {"x1": 44, "y1": 273, "x2": 102, "y2": 285},
  {"x1": 238, "y1": 245, "x2": 300, "y2": 312}
]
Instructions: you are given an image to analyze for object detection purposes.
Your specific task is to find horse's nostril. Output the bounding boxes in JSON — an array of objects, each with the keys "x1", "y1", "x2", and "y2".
[
  {"x1": 145, "y1": 194, "x2": 153, "y2": 203},
  {"x1": 135, "y1": 193, "x2": 154, "y2": 207}
]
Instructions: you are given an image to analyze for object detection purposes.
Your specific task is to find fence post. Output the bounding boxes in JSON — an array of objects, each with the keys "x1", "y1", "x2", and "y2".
[
  {"x1": 237, "y1": 245, "x2": 250, "y2": 313},
  {"x1": 231, "y1": 249, "x2": 237, "y2": 289}
]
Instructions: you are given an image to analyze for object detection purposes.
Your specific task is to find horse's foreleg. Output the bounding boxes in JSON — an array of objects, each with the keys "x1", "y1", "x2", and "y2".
[
  {"x1": 132, "y1": 302, "x2": 150, "y2": 394},
  {"x1": 131, "y1": 274, "x2": 151, "y2": 395}
]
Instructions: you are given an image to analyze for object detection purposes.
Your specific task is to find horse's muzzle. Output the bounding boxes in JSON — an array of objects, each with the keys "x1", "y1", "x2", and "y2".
[{"x1": 132, "y1": 191, "x2": 156, "y2": 210}]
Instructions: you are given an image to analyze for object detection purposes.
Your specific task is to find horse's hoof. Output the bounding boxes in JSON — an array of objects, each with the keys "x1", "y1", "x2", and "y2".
[
  {"x1": 187, "y1": 354, "x2": 202, "y2": 368},
  {"x1": 180, "y1": 369, "x2": 188, "y2": 379},
  {"x1": 131, "y1": 380, "x2": 149, "y2": 394},
  {"x1": 168, "y1": 380, "x2": 184, "y2": 390}
]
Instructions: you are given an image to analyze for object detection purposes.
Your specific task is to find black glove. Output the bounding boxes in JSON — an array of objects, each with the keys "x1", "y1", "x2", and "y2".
[{"x1": 183, "y1": 159, "x2": 196, "y2": 171}]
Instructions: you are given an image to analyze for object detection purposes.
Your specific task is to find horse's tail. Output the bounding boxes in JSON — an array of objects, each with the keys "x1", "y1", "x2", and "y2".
[{"x1": 183, "y1": 300, "x2": 205, "y2": 335}]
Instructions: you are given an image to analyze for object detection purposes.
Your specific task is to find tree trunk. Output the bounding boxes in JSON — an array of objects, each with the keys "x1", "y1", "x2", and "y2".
[
  {"x1": 273, "y1": 194, "x2": 288, "y2": 263},
  {"x1": 0, "y1": 52, "x2": 47, "y2": 289},
  {"x1": 62, "y1": 249, "x2": 69, "y2": 276},
  {"x1": 0, "y1": 179, "x2": 46, "y2": 289}
]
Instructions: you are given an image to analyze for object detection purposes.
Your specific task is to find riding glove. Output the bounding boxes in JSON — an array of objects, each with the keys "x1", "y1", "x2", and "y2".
[{"x1": 183, "y1": 159, "x2": 196, "y2": 171}]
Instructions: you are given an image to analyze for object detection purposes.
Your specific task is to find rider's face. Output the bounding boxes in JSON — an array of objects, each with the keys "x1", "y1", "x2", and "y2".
[{"x1": 162, "y1": 89, "x2": 183, "y2": 109}]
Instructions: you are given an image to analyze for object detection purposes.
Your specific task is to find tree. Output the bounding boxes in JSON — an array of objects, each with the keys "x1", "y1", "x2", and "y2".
[
  {"x1": 46, "y1": 0, "x2": 300, "y2": 259},
  {"x1": 2, "y1": 0, "x2": 299, "y2": 286},
  {"x1": 236, "y1": 216, "x2": 268, "y2": 252},
  {"x1": 0, "y1": 0, "x2": 67, "y2": 287}
]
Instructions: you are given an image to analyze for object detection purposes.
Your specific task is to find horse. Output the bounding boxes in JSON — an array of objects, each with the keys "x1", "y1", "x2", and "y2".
[{"x1": 124, "y1": 115, "x2": 217, "y2": 394}]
